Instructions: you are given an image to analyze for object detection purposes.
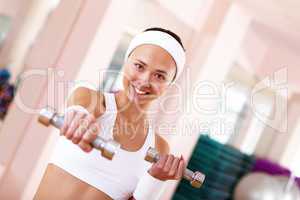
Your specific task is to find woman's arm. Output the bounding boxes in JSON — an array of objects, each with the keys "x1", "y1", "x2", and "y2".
[
  {"x1": 155, "y1": 134, "x2": 170, "y2": 155},
  {"x1": 131, "y1": 134, "x2": 186, "y2": 200},
  {"x1": 60, "y1": 87, "x2": 106, "y2": 152},
  {"x1": 149, "y1": 133, "x2": 185, "y2": 181},
  {"x1": 66, "y1": 87, "x2": 105, "y2": 118}
]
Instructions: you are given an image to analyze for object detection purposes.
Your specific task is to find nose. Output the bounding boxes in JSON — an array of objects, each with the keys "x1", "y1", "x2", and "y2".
[{"x1": 137, "y1": 72, "x2": 151, "y2": 88}]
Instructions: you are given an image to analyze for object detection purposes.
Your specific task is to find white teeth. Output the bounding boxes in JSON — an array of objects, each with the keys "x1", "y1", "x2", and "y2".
[{"x1": 134, "y1": 87, "x2": 147, "y2": 95}]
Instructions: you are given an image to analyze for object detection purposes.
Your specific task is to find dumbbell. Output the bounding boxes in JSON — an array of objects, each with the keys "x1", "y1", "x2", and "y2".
[
  {"x1": 38, "y1": 107, "x2": 120, "y2": 160},
  {"x1": 145, "y1": 147, "x2": 205, "y2": 188}
]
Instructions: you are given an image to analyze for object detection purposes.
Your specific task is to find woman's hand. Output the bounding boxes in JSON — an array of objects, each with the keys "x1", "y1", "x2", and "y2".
[
  {"x1": 148, "y1": 154, "x2": 186, "y2": 181},
  {"x1": 60, "y1": 108, "x2": 100, "y2": 153}
]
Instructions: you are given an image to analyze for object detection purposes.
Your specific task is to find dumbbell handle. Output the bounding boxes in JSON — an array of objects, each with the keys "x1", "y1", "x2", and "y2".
[
  {"x1": 145, "y1": 147, "x2": 205, "y2": 188},
  {"x1": 38, "y1": 107, "x2": 120, "y2": 160}
]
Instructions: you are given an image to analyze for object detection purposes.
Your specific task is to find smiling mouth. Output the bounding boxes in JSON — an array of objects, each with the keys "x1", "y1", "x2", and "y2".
[{"x1": 132, "y1": 85, "x2": 150, "y2": 95}]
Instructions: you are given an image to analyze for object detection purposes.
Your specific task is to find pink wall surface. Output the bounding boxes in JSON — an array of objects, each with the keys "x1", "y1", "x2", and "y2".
[
  {"x1": 0, "y1": 0, "x2": 32, "y2": 66},
  {"x1": 0, "y1": 0, "x2": 23, "y2": 17},
  {"x1": 250, "y1": 22, "x2": 300, "y2": 91},
  {"x1": 0, "y1": 0, "x2": 110, "y2": 199}
]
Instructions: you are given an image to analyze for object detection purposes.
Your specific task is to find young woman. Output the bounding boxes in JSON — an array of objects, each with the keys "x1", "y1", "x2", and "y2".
[{"x1": 34, "y1": 27, "x2": 187, "y2": 200}]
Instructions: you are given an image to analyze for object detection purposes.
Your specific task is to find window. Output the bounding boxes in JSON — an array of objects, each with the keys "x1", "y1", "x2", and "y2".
[{"x1": 99, "y1": 32, "x2": 133, "y2": 92}]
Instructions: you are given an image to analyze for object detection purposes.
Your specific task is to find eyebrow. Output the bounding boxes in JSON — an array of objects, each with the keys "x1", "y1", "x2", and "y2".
[
  {"x1": 136, "y1": 59, "x2": 148, "y2": 66},
  {"x1": 136, "y1": 59, "x2": 168, "y2": 75},
  {"x1": 156, "y1": 69, "x2": 167, "y2": 75}
]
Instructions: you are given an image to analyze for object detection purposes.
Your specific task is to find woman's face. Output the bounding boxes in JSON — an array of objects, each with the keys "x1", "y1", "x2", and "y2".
[{"x1": 122, "y1": 44, "x2": 177, "y2": 106}]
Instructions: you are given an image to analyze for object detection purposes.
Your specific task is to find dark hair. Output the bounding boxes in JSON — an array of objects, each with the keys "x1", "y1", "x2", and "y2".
[
  {"x1": 143, "y1": 27, "x2": 185, "y2": 51},
  {"x1": 143, "y1": 27, "x2": 185, "y2": 82}
]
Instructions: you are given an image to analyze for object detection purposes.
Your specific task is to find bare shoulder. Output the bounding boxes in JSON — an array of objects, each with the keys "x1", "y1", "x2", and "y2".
[
  {"x1": 66, "y1": 87, "x2": 105, "y2": 118},
  {"x1": 155, "y1": 133, "x2": 170, "y2": 155}
]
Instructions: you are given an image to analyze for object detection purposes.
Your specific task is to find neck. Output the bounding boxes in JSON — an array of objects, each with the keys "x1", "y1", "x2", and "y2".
[{"x1": 115, "y1": 90, "x2": 149, "y2": 123}]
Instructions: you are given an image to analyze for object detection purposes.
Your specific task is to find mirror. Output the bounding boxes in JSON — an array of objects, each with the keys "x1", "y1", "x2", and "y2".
[{"x1": 0, "y1": 15, "x2": 12, "y2": 50}]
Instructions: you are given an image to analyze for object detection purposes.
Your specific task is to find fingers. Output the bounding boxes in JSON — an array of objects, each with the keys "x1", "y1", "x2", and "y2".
[
  {"x1": 175, "y1": 156, "x2": 185, "y2": 180},
  {"x1": 168, "y1": 157, "x2": 180, "y2": 177},
  {"x1": 163, "y1": 155, "x2": 174, "y2": 173},
  {"x1": 61, "y1": 109, "x2": 100, "y2": 153},
  {"x1": 78, "y1": 123, "x2": 100, "y2": 152},
  {"x1": 82, "y1": 123, "x2": 99, "y2": 143},
  {"x1": 148, "y1": 154, "x2": 167, "y2": 179},
  {"x1": 72, "y1": 115, "x2": 95, "y2": 144},
  {"x1": 60, "y1": 109, "x2": 76, "y2": 136},
  {"x1": 65, "y1": 111, "x2": 86, "y2": 139},
  {"x1": 156, "y1": 154, "x2": 167, "y2": 170},
  {"x1": 148, "y1": 154, "x2": 186, "y2": 181}
]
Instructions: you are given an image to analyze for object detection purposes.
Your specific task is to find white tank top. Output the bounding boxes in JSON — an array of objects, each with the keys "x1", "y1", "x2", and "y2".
[{"x1": 49, "y1": 92, "x2": 155, "y2": 200}]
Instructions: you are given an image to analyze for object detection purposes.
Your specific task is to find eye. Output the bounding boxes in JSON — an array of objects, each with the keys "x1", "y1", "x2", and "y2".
[
  {"x1": 154, "y1": 73, "x2": 166, "y2": 81},
  {"x1": 134, "y1": 63, "x2": 144, "y2": 71}
]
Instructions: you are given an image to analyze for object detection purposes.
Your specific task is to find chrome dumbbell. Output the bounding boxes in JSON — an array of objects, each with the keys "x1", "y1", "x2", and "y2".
[
  {"x1": 38, "y1": 107, "x2": 120, "y2": 160},
  {"x1": 145, "y1": 147, "x2": 205, "y2": 188}
]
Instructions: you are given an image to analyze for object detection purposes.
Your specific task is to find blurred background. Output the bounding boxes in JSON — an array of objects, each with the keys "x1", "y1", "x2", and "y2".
[{"x1": 0, "y1": 0, "x2": 299, "y2": 199}]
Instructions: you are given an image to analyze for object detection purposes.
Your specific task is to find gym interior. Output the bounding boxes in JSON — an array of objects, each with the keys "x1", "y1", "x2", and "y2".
[{"x1": 0, "y1": 0, "x2": 299, "y2": 199}]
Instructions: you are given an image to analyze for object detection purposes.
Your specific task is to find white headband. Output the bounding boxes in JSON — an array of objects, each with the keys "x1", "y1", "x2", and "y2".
[{"x1": 124, "y1": 30, "x2": 186, "y2": 81}]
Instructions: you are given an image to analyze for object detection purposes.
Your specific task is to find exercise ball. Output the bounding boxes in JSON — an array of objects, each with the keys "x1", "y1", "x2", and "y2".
[{"x1": 233, "y1": 173, "x2": 300, "y2": 200}]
